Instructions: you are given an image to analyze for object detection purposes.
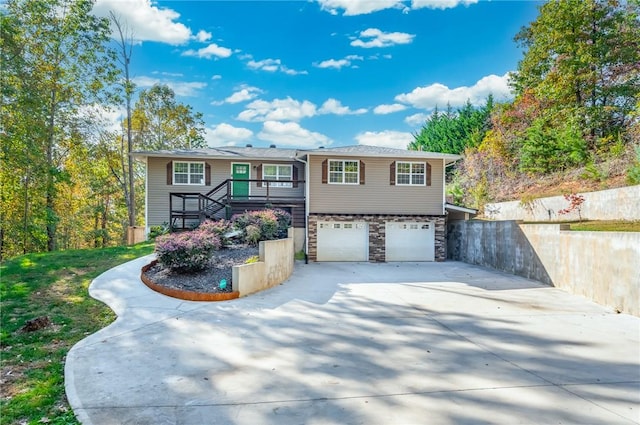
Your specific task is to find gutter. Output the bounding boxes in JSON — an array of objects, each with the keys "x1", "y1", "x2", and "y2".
[{"x1": 294, "y1": 154, "x2": 310, "y2": 264}]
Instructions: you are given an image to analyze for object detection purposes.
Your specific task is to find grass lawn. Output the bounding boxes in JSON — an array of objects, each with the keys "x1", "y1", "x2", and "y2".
[
  {"x1": 0, "y1": 242, "x2": 154, "y2": 425},
  {"x1": 520, "y1": 220, "x2": 640, "y2": 232},
  {"x1": 567, "y1": 220, "x2": 640, "y2": 232}
]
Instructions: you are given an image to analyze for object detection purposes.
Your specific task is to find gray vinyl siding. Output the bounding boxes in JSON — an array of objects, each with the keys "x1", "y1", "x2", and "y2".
[
  {"x1": 146, "y1": 157, "x2": 304, "y2": 227},
  {"x1": 308, "y1": 155, "x2": 444, "y2": 216}
]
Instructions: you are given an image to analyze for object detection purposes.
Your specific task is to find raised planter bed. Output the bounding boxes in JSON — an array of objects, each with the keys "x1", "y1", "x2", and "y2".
[{"x1": 140, "y1": 260, "x2": 240, "y2": 301}]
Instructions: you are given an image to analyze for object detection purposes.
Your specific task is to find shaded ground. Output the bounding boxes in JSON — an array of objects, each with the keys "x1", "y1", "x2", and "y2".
[
  {"x1": 143, "y1": 245, "x2": 258, "y2": 293},
  {"x1": 66, "y1": 258, "x2": 640, "y2": 425}
]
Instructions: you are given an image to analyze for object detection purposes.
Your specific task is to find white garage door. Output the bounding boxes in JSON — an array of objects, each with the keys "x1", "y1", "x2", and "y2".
[
  {"x1": 385, "y1": 222, "x2": 435, "y2": 262},
  {"x1": 317, "y1": 221, "x2": 368, "y2": 261}
]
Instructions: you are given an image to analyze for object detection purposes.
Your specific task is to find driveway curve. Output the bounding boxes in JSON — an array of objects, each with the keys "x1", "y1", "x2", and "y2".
[{"x1": 65, "y1": 255, "x2": 640, "y2": 425}]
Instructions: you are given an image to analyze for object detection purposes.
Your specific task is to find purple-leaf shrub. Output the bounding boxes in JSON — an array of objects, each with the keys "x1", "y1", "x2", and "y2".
[
  {"x1": 155, "y1": 229, "x2": 221, "y2": 273},
  {"x1": 198, "y1": 219, "x2": 232, "y2": 237}
]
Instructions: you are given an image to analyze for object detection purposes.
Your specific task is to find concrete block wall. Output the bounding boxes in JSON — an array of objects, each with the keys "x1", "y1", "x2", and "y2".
[
  {"x1": 484, "y1": 185, "x2": 640, "y2": 221},
  {"x1": 308, "y1": 214, "x2": 446, "y2": 262},
  {"x1": 232, "y1": 236, "x2": 294, "y2": 297},
  {"x1": 448, "y1": 220, "x2": 640, "y2": 316}
]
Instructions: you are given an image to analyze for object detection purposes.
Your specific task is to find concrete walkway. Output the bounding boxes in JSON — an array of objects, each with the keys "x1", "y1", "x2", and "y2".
[{"x1": 65, "y1": 256, "x2": 640, "y2": 425}]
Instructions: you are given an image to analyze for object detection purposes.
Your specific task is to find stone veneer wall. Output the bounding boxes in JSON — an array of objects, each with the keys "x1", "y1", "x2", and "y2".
[{"x1": 308, "y1": 214, "x2": 446, "y2": 262}]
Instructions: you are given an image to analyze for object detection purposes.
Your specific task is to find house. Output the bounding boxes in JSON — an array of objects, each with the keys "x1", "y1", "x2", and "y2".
[{"x1": 132, "y1": 144, "x2": 462, "y2": 262}]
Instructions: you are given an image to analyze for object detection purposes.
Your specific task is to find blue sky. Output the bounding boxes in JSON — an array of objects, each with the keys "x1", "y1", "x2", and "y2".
[{"x1": 92, "y1": 0, "x2": 543, "y2": 149}]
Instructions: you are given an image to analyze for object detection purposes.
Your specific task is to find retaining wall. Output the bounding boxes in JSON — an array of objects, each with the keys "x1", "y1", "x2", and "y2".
[
  {"x1": 448, "y1": 220, "x2": 640, "y2": 316},
  {"x1": 484, "y1": 185, "x2": 640, "y2": 221},
  {"x1": 232, "y1": 236, "x2": 294, "y2": 297}
]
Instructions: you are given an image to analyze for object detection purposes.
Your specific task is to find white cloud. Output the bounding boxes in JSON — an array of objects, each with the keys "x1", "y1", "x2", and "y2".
[
  {"x1": 205, "y1": 123, "x2": 253, "y2": 146},
  {"x1": 211, "y1": 75, "x2": 222, "y2": 80},
  {"x1": 132, "y1": 76, "x2": 206, "y2": 97},
  {"x1": 317, "y1": 0, "x2": 403, "y2": 15},
  {"x1": 351, "y1": 28, "x2": 415, "y2": 48},
  {"x1": 411, "y1": 0, "x2": 478, "y2": 10},
  {"x1": 93, "y1": 0, "x2": 193, "y2": 45},
  {"x1": 247, "y1": 58, "x2": 307, "y2": 75},
  {"x1": 316, "y1": 59, "x2": 350, "y2": 69},
  {"x1": 237, "y1": 97, "x2": 317, "y2": 122},
  {"x1": 258, "y1": 121, "x2": 331, "y2": 148},
  {"x1": 356, "y1": 130, "x2": 413, "y2": 150},
  {"x1": 194, "y1": 30, "x2": 212, "y2": 42},
  {"x1": 319, "y1": 99, "x2": 367, "y2": 115},
  {"x1": 182, "y1": 43, "x2": 232, "y2": 59},
  {"x1": 395, "y1": 72, "x2": 512, "y2": 109},
  {"x1": 316, "y1": 0, "x2": 477, "y2": 15},
  {"x1": 373, "y1": 103, "x2": 407, "y2": 114},
  {"x1": 213, "y1": 86, "x2": 263, "y2": 105},
  {"x1": 404, "y1": 112, "x2": 432, "y2": 126},
  {"x1": 314, "y1": 55, "x2": 363, "y2": 70}
]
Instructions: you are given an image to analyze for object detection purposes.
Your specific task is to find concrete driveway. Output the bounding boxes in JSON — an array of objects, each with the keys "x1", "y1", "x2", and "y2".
[{"x1": 65, "y1": 256, "x2": 640, "y2": 425}]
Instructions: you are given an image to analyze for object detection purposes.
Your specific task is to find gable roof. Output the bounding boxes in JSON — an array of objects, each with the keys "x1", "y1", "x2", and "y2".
[{"x1": 298, "y1": 145, "x2": 461, "y2": 164}]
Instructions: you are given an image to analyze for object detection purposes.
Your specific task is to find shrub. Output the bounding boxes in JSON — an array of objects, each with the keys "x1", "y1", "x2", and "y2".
[
  {"x1": 148, "y1": 223, "x2": 170, "y2": 239},
  {"x1": 244, "y1": 224, "x2": 262, "y2": 246},
  {"x1": 155, "y1": 229, "x2": 221, "y2": 273},
  {"x1": 198, "y1": 219, "x2": 234, "y2": 245},
  {"x1": 272, "y1": 208, "x2": 292, "y2": 237},
  {"x1": 231, "y1": 209, "x2": 290, "y2": 244}
]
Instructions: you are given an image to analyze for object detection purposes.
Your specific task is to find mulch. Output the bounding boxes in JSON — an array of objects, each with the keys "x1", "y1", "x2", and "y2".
[{"x1": 143, "y1": 245, "x2": 259, "y2": 294}]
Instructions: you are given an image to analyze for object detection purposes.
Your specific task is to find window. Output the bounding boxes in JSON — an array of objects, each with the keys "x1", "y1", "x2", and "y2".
[
  {"x1": 396, "y1": 161, "x2": 426, "y2": 186},
  {"x1": 262, "y1": 164, "x2": 292, "y2": 188},
  {"x1": 329, "y1": 160, "x2": 359, "y2": 184},
  {"x1": 173, "y1": 161, "x2": 204, "y2": 185}
]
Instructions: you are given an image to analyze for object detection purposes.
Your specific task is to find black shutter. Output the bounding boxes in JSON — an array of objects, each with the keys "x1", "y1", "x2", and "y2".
[
  {"x1": 321, "y1": 159, "x2": 328, "y2": 184},
  {"x1": 166, "y1": 162, "x2": 173, "y2": 185},
  {"x1": 390, "y1": 161, "x2": 396, "y2": 186}
]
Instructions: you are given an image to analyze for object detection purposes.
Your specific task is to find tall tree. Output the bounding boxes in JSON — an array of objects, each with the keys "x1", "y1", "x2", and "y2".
[
  {"x1": 131, "y1": 84, "x2": 207, "y2": 151},
  {"x1": 409, "y1": 96, "x2": 494, "y2": 154},
  {"x1": 510, "y1": 0, "x2": 640, "y2": 146},
  {"x1": 1, "y1": 0, "x2": 116, "y2": 252},
  {"x1": 109, "y1": 12, "x2": 137, "y2": 228}
]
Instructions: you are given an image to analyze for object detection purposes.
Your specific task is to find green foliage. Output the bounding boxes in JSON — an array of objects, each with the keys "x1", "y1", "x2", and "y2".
[
  {"x1": 0, "y1": 242, "x2": 154, "y2": 425},
  {"x1": 294, "y1": 250, "x2": 306, "y2": 261},
  {"x1": 627, "y1": 145, "x2": 640, "y2": 184},
  {"x1": 244, "y1": 224, "x2": 262, "y2": 246},
  {"x1": 131, "y1": 84, "x2": 206, "y2": 150},
  {"x1": 511, "y1": 0, "x2": 640, "y2": 145},
  {"x1": 231, "y1": 209, "x2": 292, "y2": 245},
  {"x1": 409, "y1": 97, "x2": 494, "y2": 154},
  {"x1": 148, "y1": 223, "x2": 170, "y2": 239},
  {"x1": 519, "y1": 118, "x2": 588, "y2": 173},
  {"x1": 155, "y1": 230, "x2": 221, "y2": 273}
]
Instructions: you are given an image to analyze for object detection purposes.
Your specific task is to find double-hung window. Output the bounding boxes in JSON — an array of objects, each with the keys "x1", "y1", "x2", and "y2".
[
  {"x1": 396, "y1": 162, "x2": 426, "y2": 186},
  {"x1": 329, "y1": 160, "x2": 359, "y2": 184},
  {"x1": 262, "y1": 164, "x2": 293, "y2": 188},
  {"x1": 173, "y1": 161, "x2": 204, "y2": 185}
]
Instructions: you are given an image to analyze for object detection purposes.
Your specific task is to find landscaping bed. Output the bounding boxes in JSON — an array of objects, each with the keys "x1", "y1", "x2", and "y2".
[{"x1": 142, "y1": 244, "x2": 258, "y2": 294}]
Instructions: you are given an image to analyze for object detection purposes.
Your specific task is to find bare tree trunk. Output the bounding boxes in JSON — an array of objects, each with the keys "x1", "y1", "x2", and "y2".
[{"x1": 110, "y1": 12, "x2": 136, "y2": 228}]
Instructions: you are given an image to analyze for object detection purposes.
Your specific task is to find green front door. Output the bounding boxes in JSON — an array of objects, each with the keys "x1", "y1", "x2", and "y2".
[{"x1": 231, "y1": 163, "x2": 250, "y2": 199}]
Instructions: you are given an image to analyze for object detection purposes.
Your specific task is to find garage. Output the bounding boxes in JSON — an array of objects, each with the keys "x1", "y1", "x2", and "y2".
[
  {"x1": 385, "y1": 222, "x2": 435, "y2": 262},
  {"x1": 316, "y1": 221, "x2": 368, "y2": 261}
]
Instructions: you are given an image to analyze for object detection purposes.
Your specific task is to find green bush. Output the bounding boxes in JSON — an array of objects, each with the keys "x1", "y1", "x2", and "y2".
[
  {"x1": 148, "y1": 223, "x2": 170, "y2": 239},
  {"x1": 231, "y1": 209, "x2": 291, "y2": 244},
  {"x1": 155, "y1": 229, "x2": 221, "y2": 273},
  {"x1": 627, "y1": 145, "x2": 640, "y2": 184}
]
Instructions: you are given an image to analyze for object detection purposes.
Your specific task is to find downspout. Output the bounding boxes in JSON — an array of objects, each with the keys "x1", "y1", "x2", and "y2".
[{"x1": 294, "y1": 154, "x2": 309, "y2": 264}]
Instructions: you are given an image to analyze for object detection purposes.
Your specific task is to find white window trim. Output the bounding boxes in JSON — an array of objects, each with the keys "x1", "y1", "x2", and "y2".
[
  {"x1": 396, "y1": 161, "x2": 426, "y2": 186},
  {"x1": 328, "y1": 159, "x2": 360, "y2": 185},
  {"x1": 173, "y1": 161, "x2": 205, "y2": 185},
  {"x1": 262, "y1": 164, "x2": 293, "y2": 188}
]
